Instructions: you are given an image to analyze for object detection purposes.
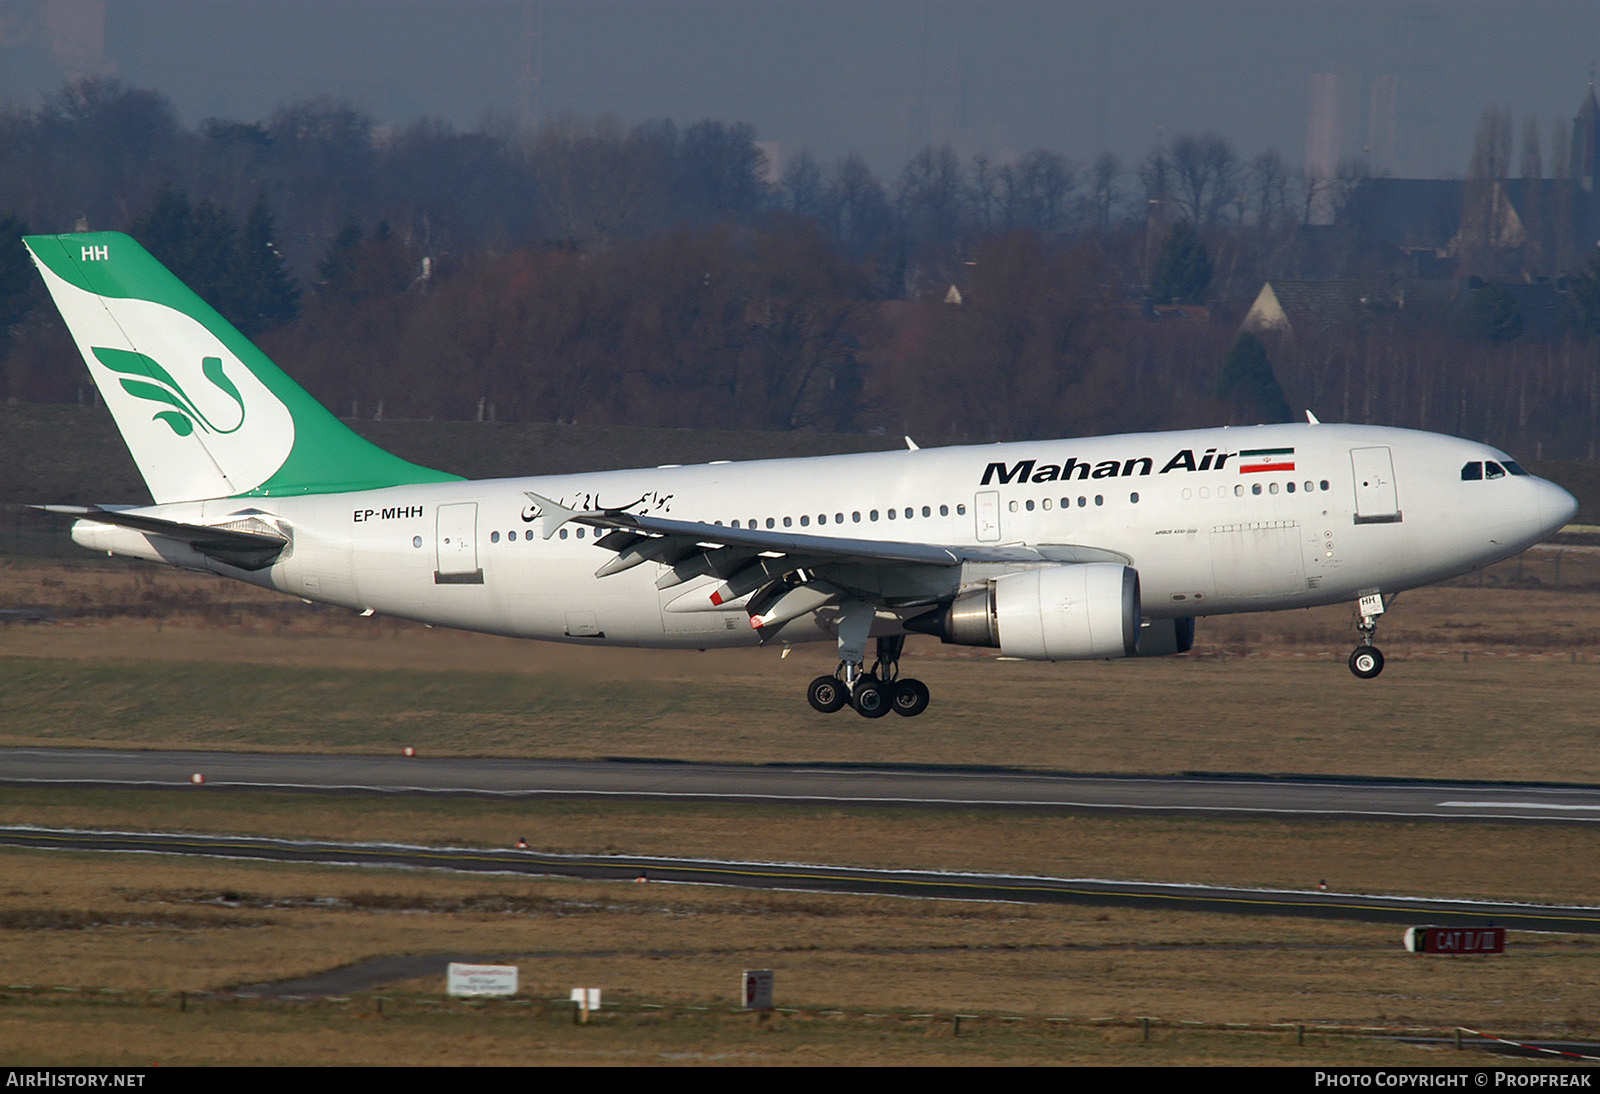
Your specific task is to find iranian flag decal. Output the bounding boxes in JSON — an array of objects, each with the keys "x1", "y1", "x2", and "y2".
[{"x1": 1238, "y1": 447, "x2": 1295, "y2": 473}]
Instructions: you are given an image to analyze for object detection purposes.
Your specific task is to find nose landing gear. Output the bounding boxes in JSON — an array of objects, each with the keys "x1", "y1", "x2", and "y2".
[{"x1": 1348, "y1": 593, "x2": 1386, "y2": 679}]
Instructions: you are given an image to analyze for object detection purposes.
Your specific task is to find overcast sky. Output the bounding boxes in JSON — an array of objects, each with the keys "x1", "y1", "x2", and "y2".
[{"x1": 3, "y1": 1, "x2": 1597, "y2": 181}]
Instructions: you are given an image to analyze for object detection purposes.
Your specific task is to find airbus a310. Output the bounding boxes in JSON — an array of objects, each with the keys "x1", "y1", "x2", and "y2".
[{"x1": 25, "y1": 233, "x2": 1577, "y2": 717}]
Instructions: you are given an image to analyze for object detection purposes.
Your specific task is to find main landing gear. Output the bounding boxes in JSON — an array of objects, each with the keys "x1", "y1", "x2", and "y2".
[
  {"x1": 808, "y1": 635, "x2": 930, "y2": 718},
  {"x1": 1348, "y1": 593, "x2": 1386, "y2": 679}
]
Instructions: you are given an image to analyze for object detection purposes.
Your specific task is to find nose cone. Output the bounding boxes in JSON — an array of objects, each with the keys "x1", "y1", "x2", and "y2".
[{"x1": 1534, "y1": 478, "x2": 1578, "y2": 539}]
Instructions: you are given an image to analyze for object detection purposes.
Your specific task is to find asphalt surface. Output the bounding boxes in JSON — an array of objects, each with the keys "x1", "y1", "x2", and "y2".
[
  {"x1": 8, "y1": 746, "x2": 1600, "y2": 1000},
  {"x1": 5, "y1": 824, "x2": 1600, "y2": 934},
  {"x1": 3, "y1": 747, "x2": 1599, "y2": 824}
]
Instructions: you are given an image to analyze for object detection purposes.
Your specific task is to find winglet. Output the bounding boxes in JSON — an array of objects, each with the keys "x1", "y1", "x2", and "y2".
[
  {"x1": 523, "y1": 491, "x2": 614, "y2": 540},
  {"x1": 523, "y1": 492, "x2": 575, "y2": 539},
  {"x1": 1306, "y1": 410, "x2": 1321, "y2": 425}
]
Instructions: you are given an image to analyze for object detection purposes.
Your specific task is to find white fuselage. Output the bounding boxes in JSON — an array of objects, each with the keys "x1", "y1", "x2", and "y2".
[{"x1": 76, "y1": 422, "x2": 1576, "y2": 650}]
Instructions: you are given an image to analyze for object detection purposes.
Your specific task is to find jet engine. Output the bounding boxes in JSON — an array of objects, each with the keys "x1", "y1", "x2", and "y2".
[{"x1": 906, "y1": 563, "x2": 1140, "y2": 661}]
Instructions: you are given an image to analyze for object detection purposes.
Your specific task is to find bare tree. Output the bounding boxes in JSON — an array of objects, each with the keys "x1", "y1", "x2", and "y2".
[
  {"x1": 999, "y1": 149, "x2": 1077, "y2": 235},
  {"x1": 1138, "y1": 145, "x2": 1174, "y2": 221},
  {"x1": 1086, "y1": 151, "x2": 1122, "y2": 233},
  {"x1": 1249, "y1": 149, "x2": 1292, "y2": 231},
  {"x1": 1169, "y1": 132, "x2": 1239, "y2": 226},
  {"x1": 823, "y1": 152, "x2": 893, "y2": 258},
  {"x1": 966, "y1": 153, "x2": 1000, "y2": 234},
  {"x1": 780, "y1": 150, "x2": 824, "y2": 219}
]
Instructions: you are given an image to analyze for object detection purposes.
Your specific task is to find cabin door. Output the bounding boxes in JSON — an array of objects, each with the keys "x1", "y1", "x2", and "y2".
[
  {"x1": 435, "y1": 502, "x2": 484, "y2": 583},
  {"x1": 1351, "y1": 447, "x2": 1402, "y2": 523}
]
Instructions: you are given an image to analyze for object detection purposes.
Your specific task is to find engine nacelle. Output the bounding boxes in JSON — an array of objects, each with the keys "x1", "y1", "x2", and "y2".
[
  {"x1": 1135, "y1": 616, "x2": 1196, "y2": 657},
  {"x1": 909, "y1": 563, "x2": 1141, "y2": 661}
]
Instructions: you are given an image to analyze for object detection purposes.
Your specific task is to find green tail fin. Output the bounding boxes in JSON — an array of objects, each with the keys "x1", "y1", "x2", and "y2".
[{"x1": 25, "y1": 231, "x2": 460, "y2": 503}]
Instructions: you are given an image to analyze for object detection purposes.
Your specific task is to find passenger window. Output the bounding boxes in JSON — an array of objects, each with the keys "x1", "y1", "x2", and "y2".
[
  {"x1": 922, "y1": 506, "x2": 932, "y2": 517},
  {"x1": 800, "y1": 515, "x2": 810, "y2": 527},
  {"x1": 939, "y1": 505, "x2": 949, "y2": 516},
  {"x1": 766, "y1": 518, "x2": 776, "y2": 528},
  {"x1": 957, "y1": 504, "x2": 967, "y2": 515},
  {"x1": 1025, "y1": 499, "x2": 1035, "y2": 511},
  {"x1": 1485, "y1": 462, "x2": 1505, "y2": 479},
  {"x1": 1461, "y1": 462, "x2": 1483, "y2": 481},
  {"x1": 491, "y1": 531, "x2": 500, "y2": 543},
  {"x1": 783, "y1": 516, "x2": 792, "y2": 527}
]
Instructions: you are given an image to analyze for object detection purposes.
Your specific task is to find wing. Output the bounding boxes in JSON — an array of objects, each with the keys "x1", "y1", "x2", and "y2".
[{"x1": 524, "y1": 492, "x2": 1129, "y2": 631}]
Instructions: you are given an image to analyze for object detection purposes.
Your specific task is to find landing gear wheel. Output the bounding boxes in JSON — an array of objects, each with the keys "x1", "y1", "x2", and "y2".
[
  {"x1": 807, "y1": 675, "x2": 849, "y2": 713},
  {"x1": 890, "y1": 678, "x2": 930, "y2": 717},
  {"x1": 1349, "y1": 646, "x2": 1385, "y2": 679},
  {"x1": 851, "y1": 678, "x2": 892, "y2": 718}
]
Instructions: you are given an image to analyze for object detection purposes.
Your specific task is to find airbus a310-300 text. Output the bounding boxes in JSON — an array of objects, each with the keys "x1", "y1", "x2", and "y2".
[{"x1": 25, "y1": 233, "x2": 1577, "y2": 717}]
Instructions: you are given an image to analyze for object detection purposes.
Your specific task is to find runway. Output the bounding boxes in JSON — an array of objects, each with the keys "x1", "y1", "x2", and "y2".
[
  {"x1": 2, "y1": 746, "x2": 1598, "y2": 824},
  {"x1": 5, "y1": 824, "x2": 1599, "y2": 934},
  {"x1": 7, "y1": 746, "x2": 1598, "y2": 932}
]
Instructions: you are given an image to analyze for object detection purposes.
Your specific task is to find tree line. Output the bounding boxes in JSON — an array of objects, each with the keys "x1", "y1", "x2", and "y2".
[{"x1": 4, "y1": 80, "x2": 1600, "y2": 460}]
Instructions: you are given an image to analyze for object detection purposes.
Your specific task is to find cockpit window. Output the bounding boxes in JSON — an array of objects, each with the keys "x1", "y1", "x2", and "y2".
[
  {"x1": 1461, "y1": 461, "x2": 1483, "y2": 480},
  {"x1": 1485, "y1": 461, "x2": 1506, "y2": 479},
  {"x1": 1503, "y1": 460, "x2": 1529, "y2": 476}
]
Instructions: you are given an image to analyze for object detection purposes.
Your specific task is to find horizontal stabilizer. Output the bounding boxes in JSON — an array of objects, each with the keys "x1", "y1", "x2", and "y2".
[{"x1": 38, "y1": 505, "x2": 288, "y2": 571}]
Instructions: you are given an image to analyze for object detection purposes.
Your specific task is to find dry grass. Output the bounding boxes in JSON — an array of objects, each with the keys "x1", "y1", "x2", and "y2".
[
  {"x1": 2, "y1": 557, "x2": 1600, "y2": 781},
  {"x1": 0, "y1": 789, "x2": 1595, "y2": 907},
  {"x1": 0, "y1": 1000, "x2": 1456, "y2": 1067},
  {"x1": 0, "y1": 850, "x2": 1593, "y2": 1065},
  {"x1": 2, "y1": 552, "x2": 1599, "y2": 1064}
]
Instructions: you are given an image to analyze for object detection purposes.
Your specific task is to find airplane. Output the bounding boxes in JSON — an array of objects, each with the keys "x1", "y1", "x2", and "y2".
[{"x1": 22, "y1": 232, "x2": 1579, "y2": 718}]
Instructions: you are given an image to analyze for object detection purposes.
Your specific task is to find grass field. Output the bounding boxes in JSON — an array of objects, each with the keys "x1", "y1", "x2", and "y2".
[{"x1": 1, "y1": 550, "x2": 1598, "y2": 1065}]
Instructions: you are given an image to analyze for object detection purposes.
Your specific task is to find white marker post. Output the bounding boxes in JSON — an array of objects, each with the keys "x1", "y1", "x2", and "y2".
[{"x1": 570, "y1": 987, "x2": 601, "y2": 1023}]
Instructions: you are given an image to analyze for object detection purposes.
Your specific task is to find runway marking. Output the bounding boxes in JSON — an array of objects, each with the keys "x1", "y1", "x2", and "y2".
[{"x1": 1439, "y1": 801, "x2": 1600, "y2": 811}]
